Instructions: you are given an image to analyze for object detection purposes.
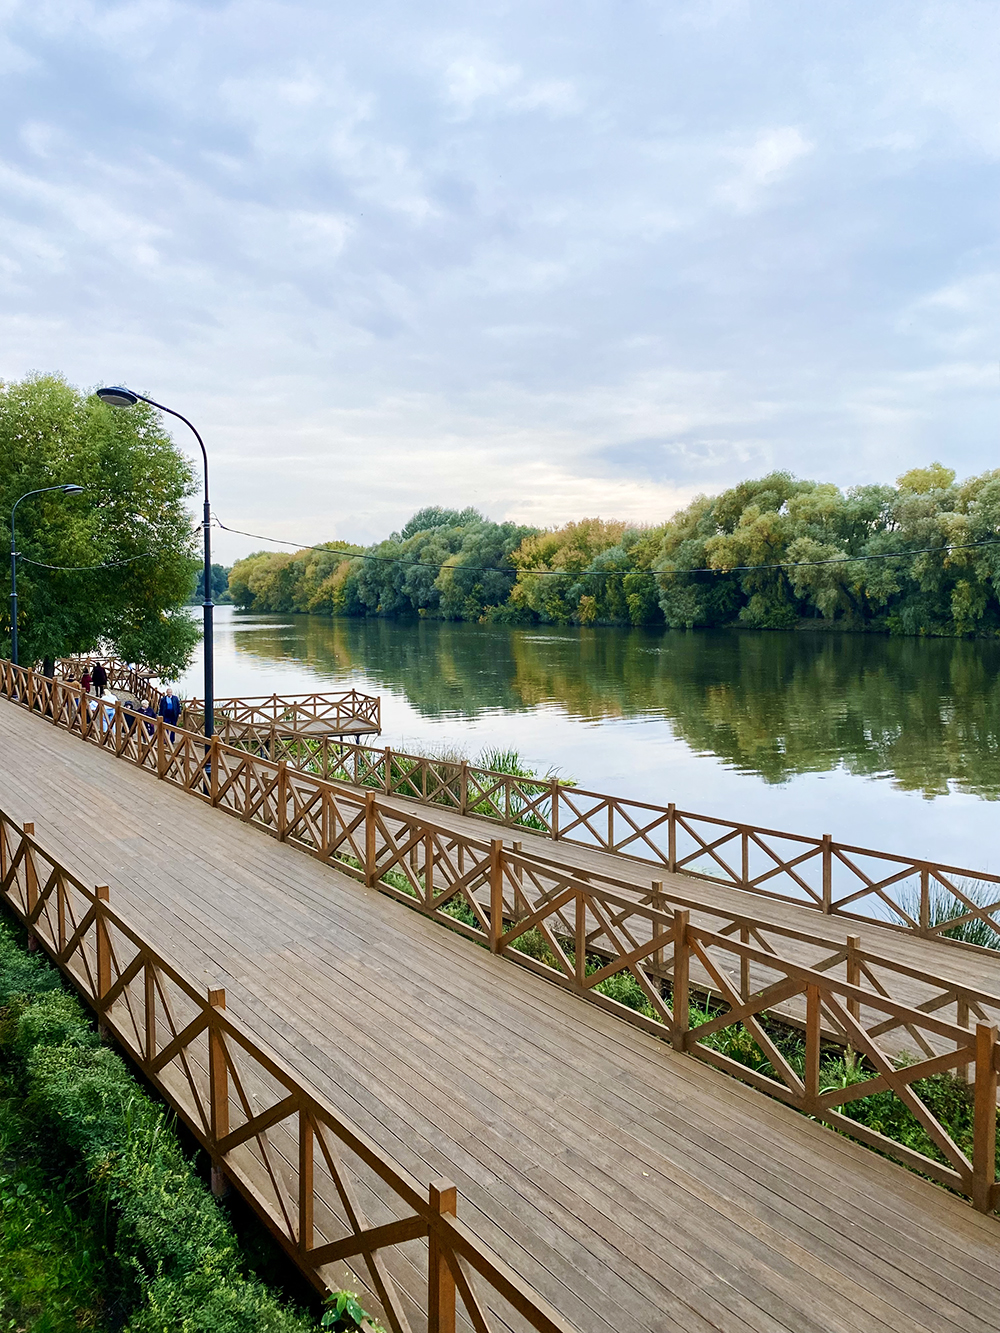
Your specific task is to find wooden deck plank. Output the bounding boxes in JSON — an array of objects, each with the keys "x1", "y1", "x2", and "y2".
[{"x1": 1, "y1": 698, "x2": 999, "y2": 1333}]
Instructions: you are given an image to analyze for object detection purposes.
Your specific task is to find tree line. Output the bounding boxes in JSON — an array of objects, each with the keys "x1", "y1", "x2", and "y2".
[{"x1": 229, "y1": 465, "x2": 1000, "y2": 637}]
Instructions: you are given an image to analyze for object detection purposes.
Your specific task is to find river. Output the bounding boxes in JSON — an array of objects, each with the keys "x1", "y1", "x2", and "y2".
[{"x1": 178, "y1": 607, "x2": 1000, "y2": 873}]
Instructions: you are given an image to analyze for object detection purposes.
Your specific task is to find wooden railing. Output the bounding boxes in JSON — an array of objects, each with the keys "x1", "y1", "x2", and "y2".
[
  {"x1": 0, "y1": 810, "x2": 576, "y2": 1333},
  {"x1": 58, "y1": 655, "x2": 163, "y2": 709},
  {"x1": 257, "y1": 734, "x2": 1000, "y2": 949},
  {"x1": 188, "y1": 691, "x2": 381, "y2": 734},
  {"x1": 2, "y1": 660, "x2": 998, "y2": 1215}
]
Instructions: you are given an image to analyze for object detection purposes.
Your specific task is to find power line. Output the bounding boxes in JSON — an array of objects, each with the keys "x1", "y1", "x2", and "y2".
[
  {"x1": 19, "y1": 552, "x2": 153, "y2": 571},
  {"x1": 213, "y1": 516, "x2": 1000, "y2": 579}
]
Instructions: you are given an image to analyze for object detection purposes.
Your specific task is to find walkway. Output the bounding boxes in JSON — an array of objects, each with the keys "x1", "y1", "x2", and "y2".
[{"x1": 1, "y1": 697, "x2": 998, "y2": 1333}]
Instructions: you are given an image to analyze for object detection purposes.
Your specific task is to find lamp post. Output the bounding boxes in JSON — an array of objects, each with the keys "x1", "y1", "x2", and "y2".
[
  {"x1": 96, "y1": 387, "x2": 215, "y2": 738},
  {"x1": 9, "y1": 484, "x2": 85, "y2": 666}
]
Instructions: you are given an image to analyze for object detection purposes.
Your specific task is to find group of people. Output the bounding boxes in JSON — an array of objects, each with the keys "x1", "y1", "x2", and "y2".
[
  {"x1": 58, "y1": 660, "x2": 183, "y2": 740},
  {"x1": 68, "y1": 661, "x2": 109, "y2": 696}
]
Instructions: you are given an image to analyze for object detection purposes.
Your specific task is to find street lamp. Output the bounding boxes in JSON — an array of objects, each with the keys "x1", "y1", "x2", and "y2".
[
  {"x1": 96, "y1": 386, "x2": 215, "y2": 738},
  {"x1": 9, "y1": 484, "x2": 86, "y2": 665}
]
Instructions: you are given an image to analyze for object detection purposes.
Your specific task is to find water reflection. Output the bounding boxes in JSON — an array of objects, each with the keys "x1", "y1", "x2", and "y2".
[{"x1": 225, "y1": 614, "x2": 1000, "y2": 799}]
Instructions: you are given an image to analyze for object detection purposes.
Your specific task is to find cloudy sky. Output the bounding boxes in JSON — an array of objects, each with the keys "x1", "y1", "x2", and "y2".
[{"x1": 1, "y1": 1, "x2": 998, "y2": 561}]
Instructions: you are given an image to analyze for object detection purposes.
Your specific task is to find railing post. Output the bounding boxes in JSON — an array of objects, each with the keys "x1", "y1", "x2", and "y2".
[
  {"x1": 805, "y1": 984, "x2": 821, "y2": 1114},
  {"x1": 489, "y1": 839, "x2": 504, "y2": 951},
  {"x1": 822, "y1": 834, "x2": 833, "y2": 913},
  {"x1": 208, "y1": 987, "x2": 229, "y2": 1198},
  {"x1": 23, "y1": 823, "x2": 37, "y2": 952},
  {"x1": 957, "y1": 997, "x2": 973, "y2": 1084},
  {"x1": 550, "y1": 779, "x2": 560, "y2": 840},
  {"x1": 667, "y1": 803, "x2": 676, "y2": 873},
  {"x1": 385, "y1": 746, "x2": 392, "y2": 795},
  {"x1": 277, "y1": 761, "x2": 288, "y2": 839},
  {"x1": 741, "y1": 828, "x2": 749, "y2": 888},
  {"x1": 96, "y1": 886, "x2": 111, "y2": 1034},
  {"x1": 575, "y1": 890, "x2": 587, "y2": 987},
  {"x1": 299, "y1": 1109, "x2": 314, "y2": 1254},
  {"x1": 973, "y1": 1023, "x2": 998, "y2": 1212},
  {"x1": 144, "y1": 961, "x2": 156, "y2": 1064},
  {"x1": 846, "y1": 933, "x2": 861, "y2": 1024},
  {"x1": 919, "y1": 867, "x2": 930, "y2": 933},
  {"x1": 427, "y1": 1177, "x2": 457, "y2": 1333},
  {"x1": 651, "y1": 882, "x2": 665, "y2": 976},
  {"x1": 156, "y1": 717, "x2": 166, "y2": 777},
  {"x1": 365, "y1": 791, "x2": 377, "y2": 886},
  {"x1": 460, "y1": 762, "x2": 469, "y2": 815},
  {"x1": 424, "y1": 832, "x2": 434, "y2": 908},
  {"x1": 671, "y1": 909, "x2": 689, "y2": 1051}
]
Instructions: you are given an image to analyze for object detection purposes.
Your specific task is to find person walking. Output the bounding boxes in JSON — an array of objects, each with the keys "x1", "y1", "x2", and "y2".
[
  {"x1": 158, "y1": 685, "x2": 182, "y2": 742},
  {"x1": 91, "y1": 661, "x2": 108, "y2": 698},
  {"x1": 81, "y1": 666, "x2": 92, "y2": 694},
  {"x1": 141, "y1": 701, "x2": 157, "y2": 737}
]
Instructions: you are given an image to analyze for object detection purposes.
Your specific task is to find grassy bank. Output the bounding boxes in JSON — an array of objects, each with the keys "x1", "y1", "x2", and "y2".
[{"x1": 0, "y1": 915, "x2": 321, "y2": 1332}]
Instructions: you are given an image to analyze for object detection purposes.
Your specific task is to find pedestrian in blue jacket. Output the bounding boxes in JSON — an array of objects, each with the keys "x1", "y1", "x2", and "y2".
[{"x1": 158, "y1": 687, "x2": 182, "y2": 741}]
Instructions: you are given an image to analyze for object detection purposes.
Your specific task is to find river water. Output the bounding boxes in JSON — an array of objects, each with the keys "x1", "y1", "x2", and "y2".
[{"x1": 178, "y1": 607, "x2": 1000, "y2": 873}]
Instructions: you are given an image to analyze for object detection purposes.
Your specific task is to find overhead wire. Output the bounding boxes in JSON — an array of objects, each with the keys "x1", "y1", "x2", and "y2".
[
  {"x1": 212, "y1": 516, "x2": 1000, "y2": 579},
  {"x1": 18, "y1": 552, "x2": 154, "y2": 571}
]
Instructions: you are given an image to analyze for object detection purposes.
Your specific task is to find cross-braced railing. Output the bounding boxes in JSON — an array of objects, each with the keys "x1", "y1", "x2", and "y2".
[
  {"x1": 0, "y1": 809, "x2": 576, "y2": 1333},
  {"x1": 3, "y1": 659, "x2": 1000, "y2": 1215},
  {"x1": 57, "y1": 655, "x2": 164, "y2": 709},
  {"x1": 189, "y1": 691, "x2": 381, "y2": 733},
  {"x1": 215, "y1": 721, "x2": 1000, "y2": 950},
  {"x1": 35, "y1": 659, "x2": 1000, "y2": 950}
]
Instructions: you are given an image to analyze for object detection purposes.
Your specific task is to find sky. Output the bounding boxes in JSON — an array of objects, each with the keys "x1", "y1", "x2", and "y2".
[{"x1": 1, "y1": 0, "x2": 998, "y2": 563}]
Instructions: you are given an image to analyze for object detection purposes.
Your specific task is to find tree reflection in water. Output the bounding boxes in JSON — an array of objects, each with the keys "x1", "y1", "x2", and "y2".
[{"x1": 227, "y1": 614, "x2": 1000, "y2": 800}]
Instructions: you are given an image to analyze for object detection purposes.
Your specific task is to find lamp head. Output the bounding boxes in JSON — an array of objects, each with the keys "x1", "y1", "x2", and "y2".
[
  {"x1": 61, "y1": 485, "x2": 85, "y2": 495},
  {"x1": 96, "y1": 386, "x2": 139, "y2": 408}
]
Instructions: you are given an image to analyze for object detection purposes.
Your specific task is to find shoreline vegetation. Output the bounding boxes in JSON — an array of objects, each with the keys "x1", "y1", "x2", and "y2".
[
  {"x1": 228, "y1": 464, "x2": 1000, "y2": 639},
  {"x1": 0, "y1": 913, "x2": 388, "y2": 1333}
]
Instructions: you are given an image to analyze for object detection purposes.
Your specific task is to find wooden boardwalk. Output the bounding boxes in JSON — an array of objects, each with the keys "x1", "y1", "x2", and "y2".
[{"x1": 1, "y1": 698, "x2": 999, "y2": 1332}]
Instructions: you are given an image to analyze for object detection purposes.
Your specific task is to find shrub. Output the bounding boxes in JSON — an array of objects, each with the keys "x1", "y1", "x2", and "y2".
[{"x1": 0, "y1": 917, "x2": 316, "y2": 1332}]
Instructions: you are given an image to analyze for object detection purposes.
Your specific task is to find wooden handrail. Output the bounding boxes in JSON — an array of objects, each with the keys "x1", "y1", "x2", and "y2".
[
  {"x1": 199, "y1": 699, "x2": 1000, "y2": 949},
  {"x1": 2, "y1": 658, "x2": 999, "y2": 1217},
  {"x1": 0, "y1": 809, "x2": 577, "y2": 1332}
]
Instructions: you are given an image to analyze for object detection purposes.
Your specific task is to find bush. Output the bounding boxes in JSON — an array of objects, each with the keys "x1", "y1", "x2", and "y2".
[{"x1": 0, "y1": 917, "x2": 316, "y2": 1331}]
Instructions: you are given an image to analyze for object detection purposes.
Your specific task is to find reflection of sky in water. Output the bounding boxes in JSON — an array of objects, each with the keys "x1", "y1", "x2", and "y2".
[{"x1": 179, "y1": 607, "x2": 1000, "y2": 873}]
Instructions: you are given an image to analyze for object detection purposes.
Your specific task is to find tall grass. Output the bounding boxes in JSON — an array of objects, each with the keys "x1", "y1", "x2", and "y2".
[{"x1": 888, "y1": 877, "x2": 1000, "y2": 949}]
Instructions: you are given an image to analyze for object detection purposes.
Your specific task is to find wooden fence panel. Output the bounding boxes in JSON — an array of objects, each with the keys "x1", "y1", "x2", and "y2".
[{"x1": 0, "y1": 809, "x2": 576, "y2": 1333}]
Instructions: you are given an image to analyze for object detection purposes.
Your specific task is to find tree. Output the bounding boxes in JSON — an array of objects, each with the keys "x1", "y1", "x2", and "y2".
[
  {"x1": 193, "y1": 563, "x2": 232, "y2": 603},
  {"x1": 0, "y1": 373, "x2": 200, "y2": 674}
]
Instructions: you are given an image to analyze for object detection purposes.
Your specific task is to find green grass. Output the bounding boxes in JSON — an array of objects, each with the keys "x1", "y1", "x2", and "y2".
[
  {"x1": 0, "y1": 915, "x2": 325, "y2": 1333},
  {"x1": 889, "y1": 877, "x2": 1000, "y2": 949}
]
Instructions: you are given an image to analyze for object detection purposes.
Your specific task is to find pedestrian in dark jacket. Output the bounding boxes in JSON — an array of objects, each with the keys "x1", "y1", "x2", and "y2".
[
  {"x1": 158, "y1": 687, "x2": 182, "y2": 741},
  {"x1": 142, "y1": 702, "x2": 157, "y2": 737},
  {"x1": 91, "y1": 661, "x2": 108, "y2": 697},
  {"x1": 81, "y1": 667, "x2": 92, "y2": 694}
]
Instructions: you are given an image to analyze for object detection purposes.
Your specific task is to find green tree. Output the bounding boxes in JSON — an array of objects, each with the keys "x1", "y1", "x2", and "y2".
[
  {"x1": 0, "y1": 374, "x2": 200, "y2": 673},
  {"x1": 193, "y1": 563, "x2": 232, "y2": 603}
]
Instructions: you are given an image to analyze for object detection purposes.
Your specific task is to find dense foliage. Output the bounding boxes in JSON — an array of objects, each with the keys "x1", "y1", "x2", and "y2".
[
  {"x1": 1, "y1": 374, "x2": 200, "y2": 673},
  {"x1": 230, "y1": 466, "x2": 1000, "y2": 636},
  {"x1": 0, "y1": 915, "x2": 317, "y2": 1332},
  {"x1": 193, "y1": 562, "x2": 233, "y2": 604}
]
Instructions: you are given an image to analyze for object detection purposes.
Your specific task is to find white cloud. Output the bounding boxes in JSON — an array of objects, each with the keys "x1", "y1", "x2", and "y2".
[
  {"x1": 0, "y1": 0, "x2": 997, "y2": 564},
  {"x1": 719, "y1": 126, "x2": 814, "y2": 210}
]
